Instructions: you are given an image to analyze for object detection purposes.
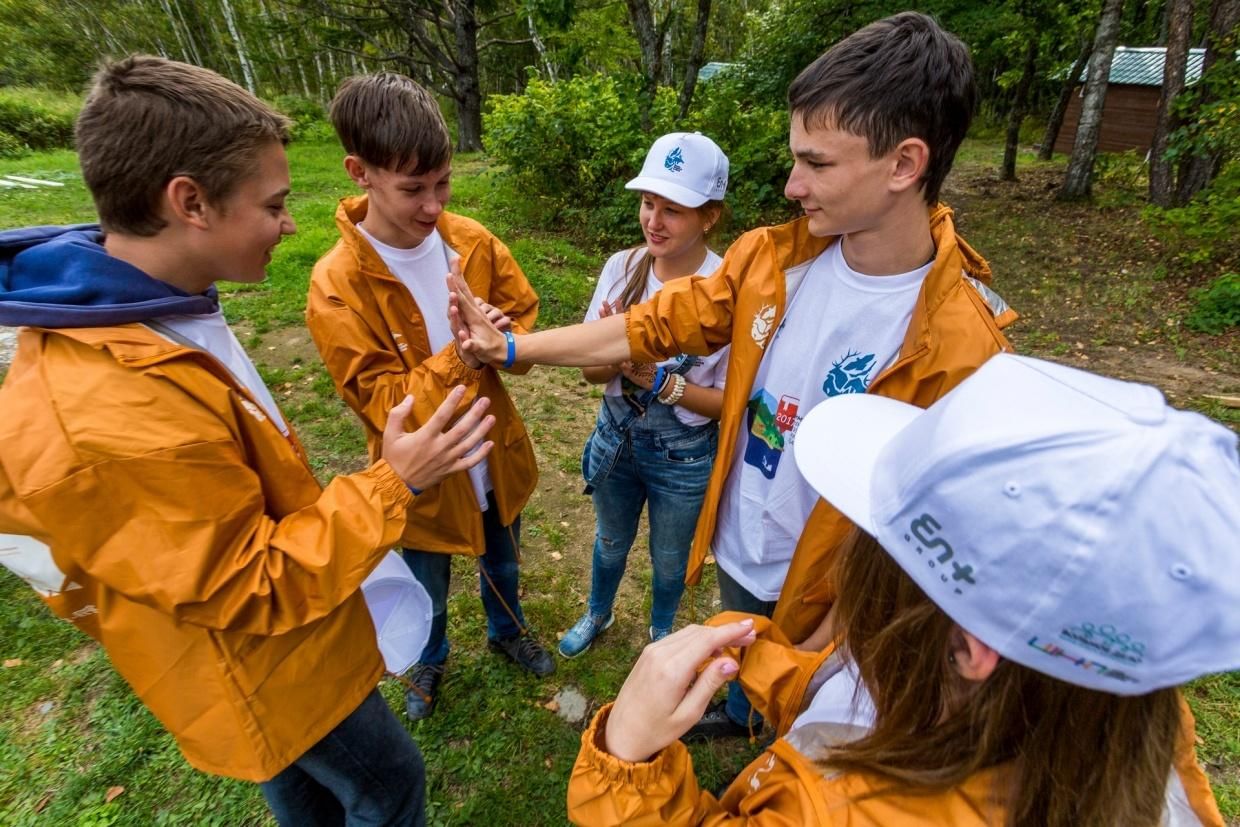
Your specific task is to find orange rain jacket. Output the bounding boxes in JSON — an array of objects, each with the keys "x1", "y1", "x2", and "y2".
[
  {"x1": 0, "y1": 324, "x2": 413, "y2": 782},
  {"x1": 567, "y1": 615, "x2": 1225, "y2": 826},
  {"x1": 307, "y1": 197, "x2": 539, "y2": 555},
  {"x1": 624, "y1": 206, "x2": 1018, "y2": 641}
]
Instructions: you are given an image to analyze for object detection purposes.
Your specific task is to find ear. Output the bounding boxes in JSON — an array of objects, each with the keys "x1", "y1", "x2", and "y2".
[
  {"x1": 164, "y1": 175, "x2": 211, "y2": 231},
  {"x1": 949, "y1": 627, "x2": 1000, "y2": 682},
  {"x1": 343, "y1": 155, "x2": 371, "y2": 189},
  {"x1": 699, "y1": 204, "x2": 723, "y2": 231},
  {"x1": 889, "y1": 137, "x2": 930, "y2": 196}
]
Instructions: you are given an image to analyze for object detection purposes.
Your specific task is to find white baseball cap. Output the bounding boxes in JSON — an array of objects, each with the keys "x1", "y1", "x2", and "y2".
[
  {"x1": 625, "y1": 132, "x2": 729, "y2": 207},
  {"x1": 793, "y1": 353, "x2": 1240, "y2": 695},
  {"x1": 361, "y1": 550, "x2": 433, "y2": 675}
]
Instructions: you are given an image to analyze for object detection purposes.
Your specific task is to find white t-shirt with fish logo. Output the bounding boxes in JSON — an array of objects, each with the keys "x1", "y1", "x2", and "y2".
[{"x1": 713, "y1": 241, "x2": 929, "y2": 600}]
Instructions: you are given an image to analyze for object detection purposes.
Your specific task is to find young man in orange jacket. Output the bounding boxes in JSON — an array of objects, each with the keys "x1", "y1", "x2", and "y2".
[
  {"x1": 307, "y1": 73, "x2": 554, "y2": 723},
  {"x1": 450, "y1": 13, "x2": 1016, "y2": 739},
  {"x1": 0, "y1": 57, "x2": 494, "y2": 825}
]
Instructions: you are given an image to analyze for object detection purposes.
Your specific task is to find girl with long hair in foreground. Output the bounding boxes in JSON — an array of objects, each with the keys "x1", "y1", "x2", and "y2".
[{"x1": 567, "y1": 354, "x2": 1237, "y2": 826}]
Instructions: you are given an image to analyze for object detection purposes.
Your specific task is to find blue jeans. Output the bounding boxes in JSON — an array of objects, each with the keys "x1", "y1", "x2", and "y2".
[
  {"x1": 717, "y1": 565, "x2": 778, "y2": 729},
  {"x1": 260, "y1": 689, "x2": 425, "y2": 826},
  {"x1": 583, "y1": 396, "x2": 717, "y2": 630},
  {"x1": 403, "y1": 491, "x2": 525, "y2": 666}
]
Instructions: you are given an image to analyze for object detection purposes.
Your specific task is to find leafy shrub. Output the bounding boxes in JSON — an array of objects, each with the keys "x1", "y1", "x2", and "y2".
[
  {"x1": 1185, "y1": 272, "x2": 1240, "y2": 335},
  {"x1": 485, "y1": 72, "x2": 792, "y2": 245},
  {"x1": 269, "y1": 94, "x2": 334, "y2": 142},
  {"x1": 0, "y1": 87, "x2": 79, "y2": 150},
  {"x1": 485, "y1": 73, "x2": 679, "y2": 245},
  {"x1": 1144, "y1": 163, "x2": 1240, "y2": 267},
  {"x1": 0, "y1": 129, "x2": 25, "y2": 158}
]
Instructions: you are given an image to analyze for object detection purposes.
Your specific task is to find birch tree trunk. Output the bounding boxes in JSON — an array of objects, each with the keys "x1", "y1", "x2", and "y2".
[
  {"x1": 1149, "y1": 0, "x2": 1194, "y2": 205},
  {"x1": 527, "y1": 11, "x2": 557, "y2": 81},
  {"x1": 219, "y1": 0, "x2": 257, "y2": 94},
  {"x1": 1058, "y1": 0, "x2": 1126, "y2": 201},
  {"x1": 1039, "y1": 40, "x2": 1092, "y2": 160}
]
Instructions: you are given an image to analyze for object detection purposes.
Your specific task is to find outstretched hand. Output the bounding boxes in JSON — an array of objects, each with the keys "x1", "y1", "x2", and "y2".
[
  {"x1": 381, "y1": 388, "x2": 495, "y2": 492},
  {"x1": 447, "y1": 261, "x2": 508, "y2": 365},
  {"x1": 603, "y1": 619, "x2": 757, "y2": 763}
]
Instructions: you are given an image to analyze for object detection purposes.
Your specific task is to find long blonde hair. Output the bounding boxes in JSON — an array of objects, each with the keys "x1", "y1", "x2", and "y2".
[{"x1": 824, "y1": 531, "x2": 1182, "y2": 827}]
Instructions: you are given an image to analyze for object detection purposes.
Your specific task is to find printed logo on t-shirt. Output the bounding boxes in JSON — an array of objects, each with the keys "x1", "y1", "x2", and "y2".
[
  {"x1": 743, "y1": 390, "x2": 800, "y2": 479},
  {"x1": 664, "y1": 146, "x2": 685, "y2": 172},
  {"x1": 822, "y1": 350, "x2": 876, "y2": 397}
]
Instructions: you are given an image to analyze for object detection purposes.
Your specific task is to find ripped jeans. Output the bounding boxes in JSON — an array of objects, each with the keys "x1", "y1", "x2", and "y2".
[{"x1": 582, "y1": 395, "x2": 717, "y2": 630}]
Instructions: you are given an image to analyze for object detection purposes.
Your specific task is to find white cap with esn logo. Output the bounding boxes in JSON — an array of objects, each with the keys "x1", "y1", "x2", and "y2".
[
  {"x1": 793, "y1": 353, "x2": 1240, "y2": 695},
  {"x1": 625, "y1": 132, "x2": 729, "y2": 208}
]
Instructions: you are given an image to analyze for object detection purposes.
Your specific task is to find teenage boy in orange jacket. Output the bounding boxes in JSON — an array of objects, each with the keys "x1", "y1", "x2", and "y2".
[
  {"x1": 307, "y1": 73, "x2": 554, "y2": 723},
  {"x1": 0, "y1": 57, "x2": 494, "y2": 825},
  {"x1": 449, "y1": 13, "x2": 1016, "y2": 739}
]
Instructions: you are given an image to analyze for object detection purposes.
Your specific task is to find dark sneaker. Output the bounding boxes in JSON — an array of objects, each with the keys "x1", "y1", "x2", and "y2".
[
  {"x1": 404, "y1": 662, "x2": 445, "y2": 722},
  {"x1": 558, "y1": 612, "x2": 615, "y2": 658},
  {"x1": 649, "y1": 625, "x2": 672, "y2": 643},
  {"x1": 489, "y1": 633, "x2": 556, "y2": 677},
  {"x1": 683, "y1": 699, "x2": 760, "y2": 741}
]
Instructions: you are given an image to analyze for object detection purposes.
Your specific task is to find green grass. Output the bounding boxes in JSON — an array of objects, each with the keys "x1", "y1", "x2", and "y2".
[{"x1": 1, "y1": 138, "x2": 1238, "y2": 824}]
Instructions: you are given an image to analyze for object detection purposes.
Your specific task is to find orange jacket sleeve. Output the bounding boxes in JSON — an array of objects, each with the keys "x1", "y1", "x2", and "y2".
[
  {"x1": 484, "y1": 234, "x2": 539, "y2": 337},
  {"x1": 624, "y1": 265, "x2": 737, "y2": 364},
  {"x1": 568, "y1": 705, "x2": 812, "y2": 826},
  {"x1": 17, "y1": 437, "x2": 412, "y2": 636},
  {"x1": 306, "y1": 288, "x2": 485, "y2": 434}
]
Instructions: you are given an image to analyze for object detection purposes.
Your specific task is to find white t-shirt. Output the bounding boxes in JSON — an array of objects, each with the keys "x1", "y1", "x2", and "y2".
[
  {"x1": 583, "y1": 248, "x2": 730, "y2": 427},
  {"x1": 155, "y1": 310, "x2": 289, "y2": 435},
  {"x1": 713, "y1": 241, "x2": 930, "y2": 600},
  {"x1": 790, "y1": 657, "x2": 876, "y2": 733},
  {"x1": 358, "y1": 224, "x2": 493, "y2": 510}
]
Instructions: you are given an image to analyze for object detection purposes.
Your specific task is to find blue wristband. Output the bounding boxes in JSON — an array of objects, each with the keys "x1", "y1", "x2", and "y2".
[
  {"x1": 502, "y1": 330, "x2": 516, "y2": 369},
  {"x1": 651, "y1": 366, "x2": 666, "y2": 397},
  {"x1": 407, "y1": 484, "x2": 422, "y2": 496}
]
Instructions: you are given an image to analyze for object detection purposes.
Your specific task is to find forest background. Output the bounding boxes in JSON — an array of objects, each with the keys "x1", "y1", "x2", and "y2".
[{"x1": 0, "y1": 0, "x2": 1238, "y2": 824}]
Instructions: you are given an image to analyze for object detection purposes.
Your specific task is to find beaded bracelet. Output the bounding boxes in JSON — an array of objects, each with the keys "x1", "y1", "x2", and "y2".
[{"x1": 659, "y1": 373, "x2": 687, "y2": 406}]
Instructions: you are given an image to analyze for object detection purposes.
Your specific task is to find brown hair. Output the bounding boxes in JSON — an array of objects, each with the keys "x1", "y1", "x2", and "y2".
[
  {"x1": 824, "y1": 531, "x2": 1181, "y2": 827},
  {"x1": 76, "y1": 55, "x2": 290, "y2": 237},
  {"x1": 329, "y1": 72, "x2": 451, "y2": 175},
  {"x1": 615, "y1": 198, "x2": 726, "y2": 309},
  {"x1": 787, "y1": 12, "x2": 976, "y2": 205}
]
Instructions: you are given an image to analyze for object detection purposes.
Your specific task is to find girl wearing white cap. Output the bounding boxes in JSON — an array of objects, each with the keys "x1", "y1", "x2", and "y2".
[
  {"x1": 558, "y1": 133, "x2": 731, "y2": 657},
  {"x1": 567, "y1": 354, "x2": 1234, "y2": 826}
]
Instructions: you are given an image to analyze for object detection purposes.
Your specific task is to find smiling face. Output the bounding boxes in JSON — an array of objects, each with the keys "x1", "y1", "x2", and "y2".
[
  {"x1": 207, "y1": 141, "x2": 296, "y2": 283},
  {"x1": 347, "y1": 158, "x2": 452, "y2": 248},
  {"x1": 784, "y1": 114, "x2": 902, "y2": 239},
  {"x1": 638, "y1": 192, "x2": 710, "y2": 262}
]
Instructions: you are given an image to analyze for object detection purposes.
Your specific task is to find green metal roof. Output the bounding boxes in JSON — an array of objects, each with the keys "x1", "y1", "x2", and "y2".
[{"x1": 1080, "y1": 46, "x2": 1206, "y2": 86}]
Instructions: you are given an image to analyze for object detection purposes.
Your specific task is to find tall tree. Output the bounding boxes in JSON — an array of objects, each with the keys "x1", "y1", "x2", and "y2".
[
  {"x1": 1058, "y1": 0, "x2": 1125, "y2": 201},
  {"x1": 624, "y1": 0, "x2": 670, "y2": 132},
  {"x1": 1002, "y1": 37, "x2": 1040, "y2": 181},
  {"x1": 1148, "y1": 0, "x2": 1193, "y2": 205},
  {"x1": 676, "y1": 0, "x2": 711, "y2": 121},
  {"x1": 1039, "y1": 38, "x2": 1092, "y2": 160},
  {"x1": 1175, "y1": 0, "x2": 1240, "y2": 203}
]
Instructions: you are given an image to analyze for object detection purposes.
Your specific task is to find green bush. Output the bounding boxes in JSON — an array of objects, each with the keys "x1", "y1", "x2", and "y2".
[
  {"x1": 0, "y1": 87, "x2": 79, "y2": 151},
  {"x1": 1185, "y1": 272, "x2": 1240, "y2": 335},
  {"x1": 484, "y1": 73, "x2": 792, "y2": 245},
  {"x1": 0, "y1": 129, "x2": 24, "y2": 158},
  {"x1": 485, "y1": 74, "x2": 678, "y2": 245},
  {"x1": 1144, "y1": 163, "x2": 1240, "y2": 267},
  {"x1": 268, "y1": 94, "x2": 335, "y2": 143}
]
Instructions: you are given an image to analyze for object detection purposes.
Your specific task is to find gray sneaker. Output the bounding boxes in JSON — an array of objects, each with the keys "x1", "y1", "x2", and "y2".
[{"x1": 557, "y1": 612, "x2": 615, "y2": 658}]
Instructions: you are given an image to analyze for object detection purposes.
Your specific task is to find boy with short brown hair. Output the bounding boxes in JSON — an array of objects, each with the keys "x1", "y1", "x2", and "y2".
[
  {"x1": 307, "y1": 72, "x2": 553, "y2": 723},
  {"x1": 0, "y1": 55, "x2": 494, "y2": 825}
]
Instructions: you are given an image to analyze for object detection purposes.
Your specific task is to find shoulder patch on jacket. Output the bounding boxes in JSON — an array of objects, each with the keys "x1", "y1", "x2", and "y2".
[{"x1": 964, "y1": 274, "x2": 1011, "y2": 320}]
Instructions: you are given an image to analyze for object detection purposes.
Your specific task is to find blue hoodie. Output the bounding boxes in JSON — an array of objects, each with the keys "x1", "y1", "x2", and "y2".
[{"x1": 0, "y1": 225, "x2": 218, "y2": 328}]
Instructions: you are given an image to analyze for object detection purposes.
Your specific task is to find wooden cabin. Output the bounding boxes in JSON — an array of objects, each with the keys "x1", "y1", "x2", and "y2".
[{"x1": 1054, "y1": 46, "x2": 1207, "y2": 156}]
